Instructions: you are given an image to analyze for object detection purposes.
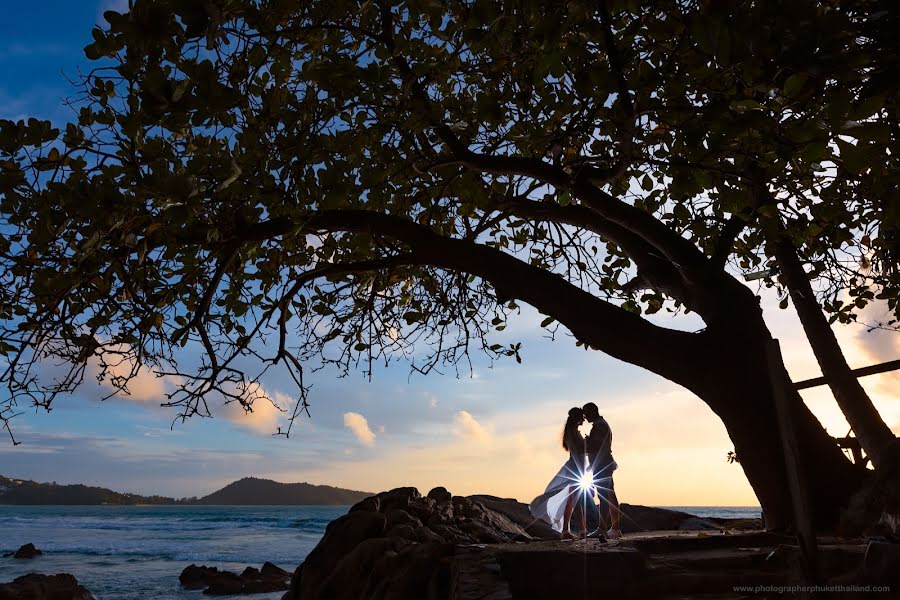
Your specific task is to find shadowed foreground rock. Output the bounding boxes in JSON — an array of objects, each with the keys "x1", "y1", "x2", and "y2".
[
  {"x1": 0, "y1": 574, "x2": 94, "y2": 600},
  {"x1": 180, "y1": 562, "x2": 291, "y2": 595},
  {"x1": 283, "y1": 486, "x2": 891, "y2": 600}
]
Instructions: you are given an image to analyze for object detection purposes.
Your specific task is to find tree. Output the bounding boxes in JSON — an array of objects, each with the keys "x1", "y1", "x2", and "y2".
[
  {"x1": 630, "y1": 0, "x2": 900, "y2": 467},
  {"x1": 1, "y1": 0, "x2": 894, "y2": 529}
]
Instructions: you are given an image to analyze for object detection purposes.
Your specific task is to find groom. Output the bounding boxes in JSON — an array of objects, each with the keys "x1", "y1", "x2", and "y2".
[{"x1": 583, "y1": 402, "x2": 622, "y2": 539}]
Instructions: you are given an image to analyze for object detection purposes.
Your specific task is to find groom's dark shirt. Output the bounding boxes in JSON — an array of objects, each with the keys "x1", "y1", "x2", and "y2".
[{"x1": 585, "y1": 417, "x2": 614, "y2": 475}]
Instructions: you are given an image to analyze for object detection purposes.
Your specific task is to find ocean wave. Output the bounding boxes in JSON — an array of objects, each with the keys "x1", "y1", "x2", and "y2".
[{"x1": 0, "y1": 513, "x2": 336, "y2": 532}]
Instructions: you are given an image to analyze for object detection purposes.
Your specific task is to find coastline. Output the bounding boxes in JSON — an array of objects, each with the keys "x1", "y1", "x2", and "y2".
[{"x1": 1, "y1": 503, "x2": 763, "y2": 598}]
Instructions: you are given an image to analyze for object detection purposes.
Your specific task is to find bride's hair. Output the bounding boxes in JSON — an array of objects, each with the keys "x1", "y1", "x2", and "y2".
[{"x1": 561, "y1": 407, "x2": 584, "y2": 451}]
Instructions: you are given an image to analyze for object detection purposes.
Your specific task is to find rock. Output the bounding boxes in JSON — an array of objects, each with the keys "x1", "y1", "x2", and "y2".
[
  {"x1": 387, "y1": 523, "x2": 419, "y2": 541},
  {"x1": 281, "y1": 565, "x2": 302, "y2": 600},
  {"x1": 240, "y1": 567, "x2": 260, "y2": 579},
  {"x1": 415, "y1": 526, "x2": 446, "y2": 544},
  {"x1": 294, "y1": 511, "x2": 387, "y2": 599},
  {"x1": 711, "y1": 517, "x2": 764, "y2": 530},
  {"x1": 202, "y1": 572, "x2": 244, "y2": 596},
  {"x1": 348, "y1": 496, "x2": 379, "y2": 513},
  {"x1": 286, "y1": 486, "x2": 540, "y2": 600},
  {"x1": 0, "y1": 573, "x2": 94, "y2": 600},
  {"x1": 12, "y1": 543, "x2": 43, "y2": 559},
  {"x1": 677, "y1": 517, "x2": 722, "y2": 531},
  {"x1": 316, "y1": 538, "x2": 400, "y2": 599},
  {"x1": 180, "y1": 562, "x2": 291, "y2": 596},
  {"x1": 427, "y1": 486, "x2": 452, "y2": 502},
  {"x1": 261, "y1": 562, "x2": 289, "y2": 578},
  {"x1": 617, "y1": 503, "x2": 697, "y2": 533},
  {"x1": 469, "y1": 495, "x2": 557, "y2": 540},
  {"x1": 386, "y1": 508, "x2": 421, "y2": 529},
  {"x1": 405, "y1": 496, "x2": 435, "y2": 523},
  {"x1": 180, "y1": 565, "x2": 220, "y2": 590},
  {"x1": 376, "y1": 487, "x2": 421, "y2": 514}
]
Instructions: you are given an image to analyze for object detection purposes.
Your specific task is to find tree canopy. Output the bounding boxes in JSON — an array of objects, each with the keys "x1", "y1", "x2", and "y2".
[{"x1": 1, "y1": 0, "x2": 897, "y2": 456}]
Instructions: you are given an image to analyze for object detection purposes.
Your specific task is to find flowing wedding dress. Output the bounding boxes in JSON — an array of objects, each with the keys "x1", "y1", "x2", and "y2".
[{"x1": 528, "y1": 428, "x2": 586, "y2": 532}]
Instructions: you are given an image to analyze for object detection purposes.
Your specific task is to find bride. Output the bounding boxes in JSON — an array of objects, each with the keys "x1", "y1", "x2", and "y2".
[{"x1": 529, "y1": 407, "x2": 588, "y2": 539}]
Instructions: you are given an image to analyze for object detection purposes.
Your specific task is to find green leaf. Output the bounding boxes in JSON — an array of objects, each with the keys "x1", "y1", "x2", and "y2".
[{"x1": 783, "y1": 73, "x2": 808, "y2": 98}]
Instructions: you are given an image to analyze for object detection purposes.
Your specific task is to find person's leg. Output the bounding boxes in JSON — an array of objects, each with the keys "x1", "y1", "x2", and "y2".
[
  {"x1": 606, "y1": 478, "x2": 622, "y2": 539},
  {"x1": 561, "y1": 486, "x2": 577, "y2": 539},
  {"x1": 609, "y1": 489, "x2": 621, "y2": 531},
  {"x1": 595, "y1": 491, "x2": 609, "y2": 532}
]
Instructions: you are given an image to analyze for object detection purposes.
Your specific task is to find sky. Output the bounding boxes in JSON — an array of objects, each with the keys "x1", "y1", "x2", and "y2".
[{"x1": 1, "y1": 1, "x2": 898, "y2": 507}]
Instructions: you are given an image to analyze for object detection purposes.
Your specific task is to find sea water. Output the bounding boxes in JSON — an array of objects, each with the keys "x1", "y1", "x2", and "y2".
[
  {"x1": 0, "y1": 505, "x2": 346, "y2": 599},
  {"x1": 0, "y1": 505, "x2": 761, "y2": 598}
]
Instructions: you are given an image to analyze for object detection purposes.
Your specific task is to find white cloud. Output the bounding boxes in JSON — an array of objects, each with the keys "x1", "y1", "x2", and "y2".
[
  {"x1": 344, "y1": 412, "x2": 376, "y2": 446},
  {"x1": 453, "y1": 410, "x2": 492, "y2": 445},
  {"x1": 219, "y1": 382, "x2": 289, "y2": 435},
  {"x1": 425, "y1": 392, "x2": 438, "y2": 408},
  {"x1": 87, "y1": 345, "x2": 168, "y2": 403}
]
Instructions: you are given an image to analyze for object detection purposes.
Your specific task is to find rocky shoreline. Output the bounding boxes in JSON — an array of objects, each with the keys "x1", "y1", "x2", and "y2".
[
  {"x1": 5, "y1": 491, "x2": 894, "y2": 599},
  {"x1": 282, "y1": 487, "x2": 894, "y2": 600}
]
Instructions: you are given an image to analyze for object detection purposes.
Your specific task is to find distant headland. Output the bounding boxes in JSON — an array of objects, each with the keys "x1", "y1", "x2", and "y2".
[{"x1": 0, "y1": 475, "x2": 371, "y2": 506}]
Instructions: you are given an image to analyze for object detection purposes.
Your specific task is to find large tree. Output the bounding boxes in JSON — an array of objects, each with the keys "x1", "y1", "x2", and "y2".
[
  {"x1": 644, "y1": 0, "x2": 900, "y2": 468},
  {"x1": 2, "y1": 0, "x2": 896, "y2": 529}
]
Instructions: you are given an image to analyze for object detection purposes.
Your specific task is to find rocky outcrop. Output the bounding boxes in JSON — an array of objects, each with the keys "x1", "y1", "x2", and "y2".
[
  {"x1": 180, "y1": 562, "x2": 291, "y2": 595},
  {"x1": 14, "y1": 544, "x2": 42, "y2": 559},
  {"x1": 283, "y1": 486, "x2": 893, "y2": 599},
  {"x1": 3, "y1": 544, "x2": 43, "y2": 559},
  {"x1": 0, "y1": 573, "x2": 94, "y2": 600},
  {"x1": 285, "y1": 486, "x2": 532, "y2": 600}
]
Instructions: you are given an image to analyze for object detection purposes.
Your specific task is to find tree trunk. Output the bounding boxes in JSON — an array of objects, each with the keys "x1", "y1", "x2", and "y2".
[
  {"x1": 689, "y1": 324, "x2": 866, "y2": 531},
  {"x1": 773, "y1": 236, "x2": 896, "y2": 466}
]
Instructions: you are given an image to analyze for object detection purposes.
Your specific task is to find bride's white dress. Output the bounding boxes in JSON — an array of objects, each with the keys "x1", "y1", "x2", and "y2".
[{"x1": 528, "y1": 429, "x2": 586, "y2": 532}]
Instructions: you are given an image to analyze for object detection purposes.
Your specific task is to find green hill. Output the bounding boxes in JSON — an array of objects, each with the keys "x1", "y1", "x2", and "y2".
[
  {"x1": 197, "y1": 477, "x2": 371, "y2": 505},
  {"x1": 0, "y1": 475, "x2": 177, "y2": 505}
]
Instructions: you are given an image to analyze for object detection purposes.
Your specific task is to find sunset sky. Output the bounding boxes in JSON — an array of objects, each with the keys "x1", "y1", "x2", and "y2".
[{"x1": 2, "y1": 1, "x2": 898, "y2": 507}]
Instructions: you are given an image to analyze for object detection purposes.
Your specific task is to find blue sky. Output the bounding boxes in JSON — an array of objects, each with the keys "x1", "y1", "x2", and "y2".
[{"x1": 2, "y1": 2, "x2": 898, "y2": 505}]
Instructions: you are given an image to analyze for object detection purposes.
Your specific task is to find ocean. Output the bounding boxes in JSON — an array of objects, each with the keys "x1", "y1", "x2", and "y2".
[
  {"x1": 0, "y1": 505, "x2": 761, "y2": 599},
  {"x1": 0, "y1": 505, "x2": 346, "y2": 599}
]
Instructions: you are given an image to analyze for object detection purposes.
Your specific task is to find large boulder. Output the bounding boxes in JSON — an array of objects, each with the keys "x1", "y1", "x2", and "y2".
[
  {"x1": 285, "y1": 486, "x2": 533, "y2": 600},
  {"x1": 0, "y1": 573, "x2": 94, "y2": 600}
]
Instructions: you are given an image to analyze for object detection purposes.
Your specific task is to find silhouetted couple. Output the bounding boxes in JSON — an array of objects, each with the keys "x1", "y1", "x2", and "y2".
[{"x1": 529, "y1": 403, "x2": 622, "y2": 540}]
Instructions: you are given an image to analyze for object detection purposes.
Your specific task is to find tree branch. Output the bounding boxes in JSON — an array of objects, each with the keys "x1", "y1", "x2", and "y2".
[{"x1": 240, "y1": 209, "x2": 706, "y2": 384}]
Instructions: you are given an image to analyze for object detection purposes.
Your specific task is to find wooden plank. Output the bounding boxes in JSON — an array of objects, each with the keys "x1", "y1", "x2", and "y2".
[
  {"x1": 794, "y1": 358, "x2": 900, "y2": 390},
  {"x1": 766, "y1": 338, "x2": 820, "y2": 596}
]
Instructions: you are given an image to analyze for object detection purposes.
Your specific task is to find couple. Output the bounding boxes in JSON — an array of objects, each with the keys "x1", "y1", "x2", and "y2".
[{"x1": 529, "y1": 402, "x2": 622, "y2": 540}]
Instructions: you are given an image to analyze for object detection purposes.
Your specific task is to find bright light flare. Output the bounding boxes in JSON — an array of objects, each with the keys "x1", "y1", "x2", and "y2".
[{"x1": 578, "y1": 469, "x2": 594, "y2": 491}]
